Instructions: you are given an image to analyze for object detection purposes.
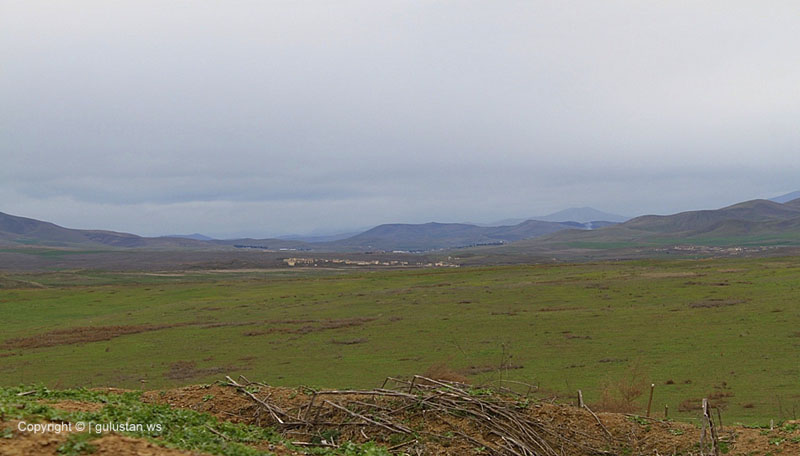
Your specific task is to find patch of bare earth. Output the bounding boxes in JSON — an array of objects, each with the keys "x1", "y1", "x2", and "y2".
[
  {"x1": 0, "y1": 420, "x2": 201, "y2": 456},
  {"x1": 2, "y1": 324, "x2": 192, "y2": 349},
  {"x1": 688, "y1": 298, "x2": 748, "y2": 308},
  {"x1": 641, "y1": 272, "x2": 699, "y2": 278},
  {"x1": 164, "y1": 361, "x2": 231, "y2": 381},
  {"x1": 243, "y1": 317, "x2": 378, "y2": 337},
  {"x1": 38, "y1": 399, "x2": 104, "y2": 413},
  {"x1": 3, "y1": 321, "x2": 256, "y2": 350}
]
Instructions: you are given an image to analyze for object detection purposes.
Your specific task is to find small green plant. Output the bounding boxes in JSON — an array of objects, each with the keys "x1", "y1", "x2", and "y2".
[
  {"x1": 514, "y1": 398, "x2": 530, "y2": 410},
  {"x1": 57, "y1": 433, "x2": 97, "y2": 455},
  {"x1": 338, "y1": 441, "x2": 391, "y2": 456},
  {"x1": 468, "y1": 388, "x2": 494, "y2": 397},
  {"x1": 244, "y1": 385, "x2": 261, "y2": 394},
  {"x1": 668, "y1": 428, "x2": 684, "y2": 435},
  {"x1": 202, "y1": 394, "x2": 215, "y2": 402},
  {"x1": 782, "y1": 422, "x2": 798, "y2": 432},
  {"x1": 312, "y1": 428, "x2": 341, "y2": 445}
]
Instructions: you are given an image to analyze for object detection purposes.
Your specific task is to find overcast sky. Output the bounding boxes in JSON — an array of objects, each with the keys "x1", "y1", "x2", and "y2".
[{"x1": 2, "y1": 1, "x2": 800, "y2": 238}]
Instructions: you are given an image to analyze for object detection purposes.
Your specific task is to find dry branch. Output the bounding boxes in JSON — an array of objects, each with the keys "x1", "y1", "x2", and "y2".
[{"x1": 222, "y1": 375, "x2": 616, "y2": 455}]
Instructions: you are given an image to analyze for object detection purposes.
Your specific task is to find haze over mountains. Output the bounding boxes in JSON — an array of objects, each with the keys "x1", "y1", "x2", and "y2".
[
  {"x1": 2, "y1": 194, "x2": 800, "y2": 254},
  {"x1": 494, "y1": 197, "x2": 800, "y2": 256},
  {"x1": 490, "y1": 207, "x2": 628, "y2": 226},
  {"x1": 319, "y1": 220, "x2": 587, "y2": 251},
  {"x1": 0, "y1": 211, "x2": 597, "y2": 252},
  {"x1": 770, "y1": 191, "x2": 800, "y2": 204}
]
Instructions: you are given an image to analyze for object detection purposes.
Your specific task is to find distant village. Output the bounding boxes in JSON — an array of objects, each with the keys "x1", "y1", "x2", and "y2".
[
  {"x1": 655, "y1": 245, "x2": 779, "y2": 256},
  {"x1": 283, "y1": 257, "x2": 459, "y2": 268}
]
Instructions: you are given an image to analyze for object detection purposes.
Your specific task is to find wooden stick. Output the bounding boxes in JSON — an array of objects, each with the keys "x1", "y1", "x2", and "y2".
[
  {"x1": 303, "y1": 393, "x2": 317, "y2": 421},
  {"x1": 646, "y1": 383, "x2": 655, "y2": 417},
  {"x1": 205, "y1": 425, "x2": 230, "y2": 441},
  {"x1": 700, "y1": 400, "x2": 707, "y2": 456},
  {"x1": 582, "y1": 402, "x2": 614, "y2": 441},
  {"x1": 702, "y1": 398, "x2": 718, "y2": 456},
  {"x1": 291, "y1": 441, "x2": 337, "y2": 447},
  {"x1": 225, "y1": 376, "x2": 288, "y2": 424},
  {"x1": 323, "y1": 400, "x2": 410, "y2": 434},
  {"x1": 386, "y1": 439, "x2": 418, "y2": 451}
]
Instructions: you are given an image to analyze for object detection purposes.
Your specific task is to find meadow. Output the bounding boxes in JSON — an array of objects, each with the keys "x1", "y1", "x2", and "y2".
[{"x1": 1, "y1": 258, "x2": 798, "y2": 426}]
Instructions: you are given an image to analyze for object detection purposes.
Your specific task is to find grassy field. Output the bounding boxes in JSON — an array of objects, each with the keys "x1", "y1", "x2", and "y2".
[{"x1": 1, "y1": 258, "x2": 798, "y2": 426}]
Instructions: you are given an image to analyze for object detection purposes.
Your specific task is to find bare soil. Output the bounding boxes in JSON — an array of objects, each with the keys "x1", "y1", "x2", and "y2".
[
  {"x1": 2, "y1": 324, "x2": 191, "y2": 349},
  {"x1": 0, "y1": 420, "x2": 200, "y2": 456}
]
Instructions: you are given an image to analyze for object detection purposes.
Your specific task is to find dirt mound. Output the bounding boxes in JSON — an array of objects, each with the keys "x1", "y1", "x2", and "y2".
[
  {"x1": 142, "y1": 379, "x2": 800, "y2": 456},
  {"x1": 142, "y1": 384, "x2": 257, "y2": 424},
  {"x1": 143, "y1": 380, "x2": 700, "y2": 455},
  {"x1": 4, "y1": 382, "x2": 799, "y2": 455}
]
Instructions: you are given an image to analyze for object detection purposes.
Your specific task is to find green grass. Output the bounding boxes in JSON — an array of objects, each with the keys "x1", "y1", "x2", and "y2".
[
  {"x1": 561, "y1": 241, "x2": 648, "y2": 249},
  {"x1": 683, "y1": 233, "x2": 800, "y2": 247},
  {"x1": 0, "y1": 248, "x2": 111, "y2": 257},
  {"x1": 561, "y1": 234, "x2": 800, "y2": 249},
  {"x1": 1, "y1": 258, "x2": 799, "y2": 426}
]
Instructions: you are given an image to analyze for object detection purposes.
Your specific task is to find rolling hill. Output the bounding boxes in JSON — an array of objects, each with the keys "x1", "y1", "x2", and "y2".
[
  {"x1": 0, "y1": 212, "x2": 217, "y2": 249},
  {"x1": 324, "y1": 220, "x2": 585, "y2": 251},
  {"x1": 490, "y1": 207, "x2": 628, "y2": 225},
  {"x1": 531, "y1": 207, "x2": 629, "y2": 223},
  {"x1": 0, "y1": 212, "x2": 594, "y2": 252},
  {"x1": 489, "y1": 198, "x2": 800, "y2": 252},
  {"x1": 5, "y1": 197, "x2": 800, "y2": 256}
]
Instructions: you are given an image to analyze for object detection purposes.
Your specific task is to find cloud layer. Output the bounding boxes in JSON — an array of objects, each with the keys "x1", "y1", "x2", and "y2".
[{"x1": 2, "y1": 1, "x2": 799, "y2": 237}]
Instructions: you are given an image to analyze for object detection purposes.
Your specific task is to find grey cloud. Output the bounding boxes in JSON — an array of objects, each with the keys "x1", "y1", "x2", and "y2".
[{"x1": 2, "y1": 1, "x2": 800, "y2": 237}]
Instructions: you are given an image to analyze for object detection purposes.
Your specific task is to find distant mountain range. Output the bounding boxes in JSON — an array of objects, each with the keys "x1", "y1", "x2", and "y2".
[
  {"x1": 319, "y1": 220, "x2": 587, "y2": 251},
  {"x1": 489, "y1": 207, "x2": 628, "y2": 226},
  {"x1": 277, "y1": 232, "x2": 364, "y2": 243},
  {"x1": 166, "y1": 233, "x2": 216, "y2": 241},
  {"x1": 770, "y1": 190, "x2": 800, "y2": 204},
  {"x1": 494, "y1": 197, "x2": 800, "y2": 253},
  {"x1": 0, "y1": 212, "x2": 215, "y2": 249},
  {"x1": 3, "y1": 195, "x2": 800, "y2": 254},
  {"x1": 0, "y1": 211, "x2": 616, "y2": 252}
]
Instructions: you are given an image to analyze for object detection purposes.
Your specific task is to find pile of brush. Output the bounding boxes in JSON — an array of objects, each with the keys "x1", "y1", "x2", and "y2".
[{"x1": 224, "y1": 375, "x2": 613, "y2": 456}]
